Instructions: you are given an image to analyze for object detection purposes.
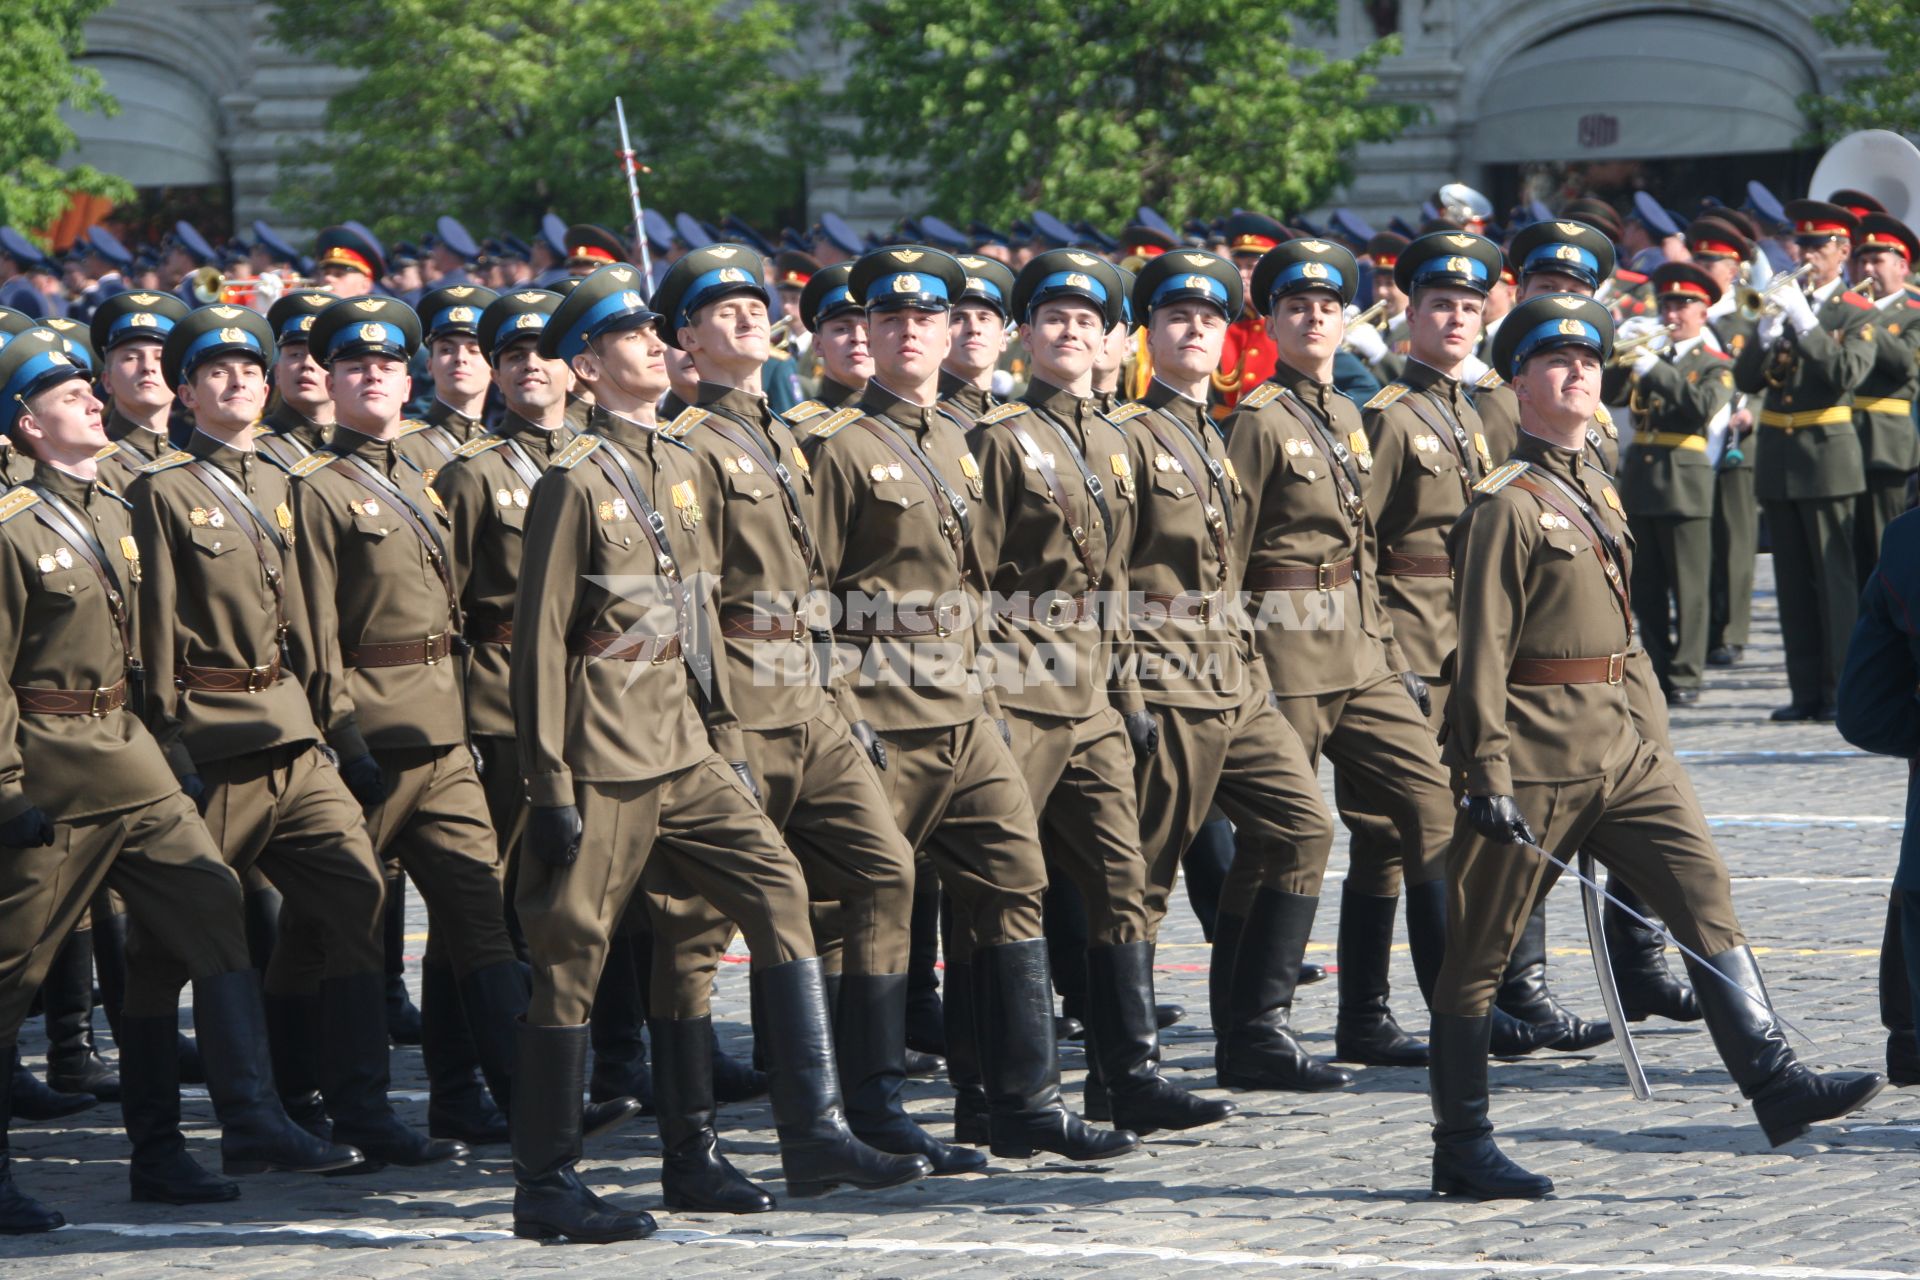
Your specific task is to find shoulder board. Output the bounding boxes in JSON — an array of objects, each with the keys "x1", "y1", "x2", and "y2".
[
  {"x1": 93, "y1": 442, "x2": 122, "y2": 461},
  {"x1": 809, "y1": 407, "x2": 864, "y2": 439},
  {"x1": 663, "y1": 406, "x2": 709, "y2": 439},
  {"x1": 1594, "y1": 406, "x2": 1613, "y2": 426},
  {"x1": 453, "y1": 434, "x2": 507, "y2": 460},
  {"x1": 784, "y1": 399, "x2": 829, "y2": 422},
  {"x1": 0, "y1": 488, "x2": 40, "y2": 523},
  {"x1": 394, "y1": 419, "x2": 431, "y2": 437},
  {"x1": 1363, "y1": 383, "x2": 1409, "y2": 411},
  {"x1": 135, "y1": 449, "x2": 194, "y2": 475},
  {"x1": 96, "y1": 482, "x2": 131, "y2": 510},
  {"x1": 288, "y1": 452, "x2": 336, "y2": 479},
  {"x1": 1474, "y1": 369, "x2": 1504, "y2": 390},
  {"x1": 1615, "y1": 269, "x2": 1649, "y2": 285},
  {"x1": 1473, "y1": 460, "x2": 1529, "y2": 495},
  {"x1": 1841, "y1": 291, "x2": 1874, "y2": 310},
  {"x1": 1240, "y1": 383, "x2": 1282, "y2": 410},
  {"x1": 1105, "y1": 402, "x2": 1151, "y2": 423},
  {"x1": 1705, "y1": 347, "x2": 1732, "y2": 360},
  {"x1": 553, "y1": 434, "x2": 603, "y2": 471},
  {"x1": 978, "y1": 402, "x2": 1031, "y2": 425}
]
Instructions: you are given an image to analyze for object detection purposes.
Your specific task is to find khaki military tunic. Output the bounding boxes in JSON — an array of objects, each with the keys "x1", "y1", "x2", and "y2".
[
  {"x1": 96, "y1": 407, "x2": 175, "y2": 491},
  {"x1": 937, "y1": 369, "x2": 1000, "y2": 430},
  {"x1": 804, "y1": 381, "x2": 1048, "y2": 951},
  {"x1": 127, "y1": 431, "x2": 384, "y2": 994},
  {"x1": 423, "y1": 396, "x2": 486, "y2": 446},
  {"x1": 1475, "y1": 380, "x2": 1621, "y2": 474},
  {"x1": 510, "y1": 408, "x2": 815, "y2": 1026},
  {"x1": 0, "y1": 464, "x2": 248, "y2": 1031},
  {"x1": 1436, "y1": 433, "x2": 1745, "y2": 1015},
  {"x1": 0, "y1": 437, "x2": 28, "y2": 488},
  {"x1": 1852, "y1": 287, "x2": 1920, "y2": 580},
  {"x1": 1735, "y1": 279, "x2": 1876, "y2": 708},
  {"x1": 1113, "y1": 381, "x2": 1330, "y2": 929},
  {"x1": 255, "y1": 401, "x2": 332, "y2": 473}
]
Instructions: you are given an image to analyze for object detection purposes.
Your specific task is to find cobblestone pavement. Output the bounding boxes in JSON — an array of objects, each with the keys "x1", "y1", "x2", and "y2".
[{"x1": 8, "y1": 557, "x2": 1920, "y2": 1279}]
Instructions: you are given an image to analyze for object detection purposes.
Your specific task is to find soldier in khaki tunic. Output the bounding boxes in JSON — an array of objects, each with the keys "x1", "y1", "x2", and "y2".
[
  {"x1": 0, "y1": 328, "x2": 364, "y2": 1232},
  {"x1": 1733, "y1": 200, "x2": 1877, "y2": 720},
  {"x1": 0, "y1": 308, "x2": 34, "y2": 486},
  {"x1": 415, "y1": 283, "x2": 501, "y2": 447},
  {"x1": 804, "y1": 245, "x2": 1138, "y2": 1162},
  {"x1": 793, "y1": 262, "x2": 869, "y2": 412},
  {"x1": 970, "y1": 249, "x2": 1232, "y2": 1134},
  {"x1": 1109, "y1": 252, "x2": 1344, "y2": 1093},
  {"x1": 510, "y1": 267, "x2": 927, "y2": 1243},
  {"x1": 1618, "y1": 264, "x2": 1738, "y2": 704},
  {"x1": 937, "y1": 254, "x2": 1016, "y2": 428},
  {"x1": 1847, "y1": 213, "x2": 1920, "y2": 582},
  {"x1": 131, "y1": 305, "x2": 462, "y2": 1183},
  {"x1": 88, "y1": 292, "x2": 190, "y2": 488},
  {"x1": 256, "y1": 292, "x2": 338, "y2": 472},
  {"x1": 1430, "y1": 294, "x2": 1883, "y2": 1199}
]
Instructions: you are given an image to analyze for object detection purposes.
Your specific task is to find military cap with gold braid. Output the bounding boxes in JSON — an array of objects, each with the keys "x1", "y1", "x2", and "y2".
[
  {"x1": 953, "y1": 253, "x2": 1015, "y2": 318},
  {"x1": 307, "y1": 296, "x2": 423, "y2": 366},
  {"x1": 39, "y1": 317, "x2": 96, "y2": 372},
  {"x1": 90, "y1": 290, "x2": 189, "y2": 356},
  {"x1": 652, "y1": 244, "x2": 771, "y2": 348},
  {"x1": 266, "y1": 290, "x2": 337, "y2": 347},
  {"x1": 538, "y1": 261, "x2": 657, "y2": 363},
  {"x1": 1224, "y1": 212, "x2": 1285, "y2": 258},
  {"x1": 0, "y1": 327, "x2": 90, "y2": 435},
  {"x1": 1489, "y1": 293, "x2": 1614, "y2": 381},
  {"x1": 1394, "y1": 230, "x2": 1506, "y2": 296},
  {"x1": 1130, "y1": 248, "x2": 1243, "y2": 322},
  {"x1": 415, "y1": 283, "x2": 500, "y2": 343},
  {"x1": 1783, "y1": 199, "x2": 1860, "y2": 246},
  {"x1": 1009, "y1": 248, "x2": 1125, "y2": 328},
  {"x1": 1855, "y1": 212, "x2": 1919, "y2": 264},
  {"x1": 1649, "y1": 262, "x2": 1721, "y2": 307},
  {"x1": 162, "y1": 303, "x2": 276, "y2": 388},
  {"x1": 1683, "y1": 217, "x2": 1754, "y2": 264},
  {"x1": 476, "y1": 288, "x2": 562, "y2": 364},
  {"x1": 565, "y1": 224, "x2": 628, "y2": 270},
  {"x1": 852, "y1": 244, "x2": 968, "y2": 315},
  {"x1": 1506, "y1": 220, "x2": 1615, "y2": 290},
  {"x1": 313, "y1": 225, "x2": 386, "y2": 281},
  {"x1": 1251, "y1": 238, "x2": 1359, "y2": 315},
  {"x1": 798, "y1": 262, "x2": 859, "y2": 332},
  {"x1": 774, "y1": 250, "x2": 819, "y2": 290}
]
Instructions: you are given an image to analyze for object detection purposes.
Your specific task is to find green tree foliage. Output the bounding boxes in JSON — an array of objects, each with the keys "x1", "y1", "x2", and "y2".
[
  {"x1": 269, "y1": 0, "x2": 814, "y2": 239},
  {"x1": 836, "y1": 0, "x2": 1416, "y2": 226},
  {"x1": 0, "y1": 0, "x2": 133, "y2": 234},
  {"x1": 1803, "y1": 0, "x2": 1920, "y2": 141}
]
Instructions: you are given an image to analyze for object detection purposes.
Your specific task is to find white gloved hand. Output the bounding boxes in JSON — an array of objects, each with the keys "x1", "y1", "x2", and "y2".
[
  {"x1": 1777, "y1": 284, "x2": 1818, "y2": 336},
  {"x1": 1756, "y1": 312, "x2": 1786, "y2": 347},
  {"x1": 1458, "y1": 354, "x2": 1491, "y2": 383},
  {"x1": 1344, "y1": 322, "x2": 1387, "y2": 364},
  {"x1": 1616, "y1": 314, "x2": 1661, "y2": 344},
  {"x1": 1631, "y1": 350, "x2": 1659, "y2": 377}
]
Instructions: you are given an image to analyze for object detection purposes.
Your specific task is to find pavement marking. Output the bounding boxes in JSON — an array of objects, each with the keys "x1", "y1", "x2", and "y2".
[
  {"x1": 1677, "y1": 750, "x2": 1874, "y2": 761},
  {"x1": 56, "y1": 1221, "x2": 513, "y2": 1243}
]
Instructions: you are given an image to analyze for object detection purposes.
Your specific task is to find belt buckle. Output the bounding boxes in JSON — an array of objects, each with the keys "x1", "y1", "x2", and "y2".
[
  {"x1": 424, "y1": 633, "x2": 443, "y2": 666},
  {"x1": 650, "y1": 636, "x2": 675, "y2": 665},
  {"x1": 1045, "y1": 595, "x2": 1070, "y2": 626},
  {"x1": 790, "y1": 615, "x2": 807, "y2": 641},
  {"x1": 247, "y1": 664, "x2": 275, "y2": 693},
  {"x1": 1194, "y1": 593, "x2": 1215, "y2": 624},
  {"x1": 1316, "y1": 562, "x2": 1334, "y2": 592},
  {"x1": 89, "y1": 686, "x2": 113, "y2": 718},
  {"x1": 1607, "y1": 653, "x2": 1625, "y2": 685}
]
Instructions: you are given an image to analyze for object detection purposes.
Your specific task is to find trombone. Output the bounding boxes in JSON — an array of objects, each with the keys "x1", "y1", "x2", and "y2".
[
  {"x1": 1339, "y1": 299, "x2": 1388, "y2": 351},
  {"x1": 1736, "y1": 262, "x2": 1814, "y2": 321}
]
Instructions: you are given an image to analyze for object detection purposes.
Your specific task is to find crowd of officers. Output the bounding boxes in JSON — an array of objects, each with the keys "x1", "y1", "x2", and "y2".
[{"x1": 0, "y1": 192, "x2": 1903, "y2": 1241}]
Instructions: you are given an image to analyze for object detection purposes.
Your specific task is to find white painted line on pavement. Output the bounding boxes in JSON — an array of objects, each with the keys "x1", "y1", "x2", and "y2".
[
  {"x1": 56, "y1": 1220, "x2": 512, "y2": 1243},
  {"x1": 1677, "y1": 750, "x2": 1874, "y2": 760}
]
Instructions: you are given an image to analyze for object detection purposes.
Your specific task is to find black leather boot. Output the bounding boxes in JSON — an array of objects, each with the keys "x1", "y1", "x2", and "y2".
[
  {"x1": 1043, "y1": 879, "x2": 1092, "y2": 1037},
  {"x1": 319, "y1": 973, "x2": 467, "y2": 1169},
  {"x1": 264, "y1": 992, "x2": 330, "y2": 1140},
  {"x1": 383, "y1": 886, "x2": 422, "y2": 1046},
  {"x1": 756, "y1": 957, "x2": 932, "y2": 1195},
  {"x1": 192, "y1": 970, "x2": 365, "y2": 1175},
  {"x1": 119, "y1": 1011, "x2": 239, "y2": 1204},
  {"x1": 1605, "y1": 878, "x2": 1699, "y2": 1023},
  {"x1": 244, "y1": 884, "x2": 283, "y2": 974},
  {"x1": 1214, "y1": 889, "x2": 1353, "y2": 1091},
  {"x1": 1494, "y1": 900, "x2": 1612, "y2": 1051},
  {"x1": 1688, "y1": 946, "x2": 1886, "y2": 1146},
  {"x1": 511, "y1": 1020, "x2": 654, "y2": 1243},
  {"x1": 974, "y1": 939, "x2": 1140, "y2": 1160},
  {"x1": 905, "y1": 874, "x2": 946, "y2": 1056},
  {"x1": 652, "y1": 1016, "x2": 774, "y2": 1212},
  {"x1": 93, "y1": 911, "x2": 197, "y2": 1081},
  {"x1": 837, "y1": 973, "x2": 986, "y2": 1174},
  {"x1": 713, "y1": 1021, "x2": 769, "y2": 1104},
  {"x1": 1404, "y1": 880, "x2": 1569, "y2": 1058},
  {"x1": 43, "y1": 929, "x2": 118, "y2": 1099},
  {"x1": 0, "y1": 1046, "x2": 64, "y2": 1233},
  {"x1": 422, "y1": 962, "x2": 508, "y2": 1144},
  {"x1": 466, "y1": 958, "x2": 636, "y2": 1139},
  {"x1": 1185, "y1": 815, "x2": 1235, "y2": 940},
  {"x1": 589, "y1": 932, "x2": 653, "y2": 1111},
  {"x1": 943, "y1": 958, "x2": 989, "y2": 1145},
  {"x1": 1333, "y1": 886, "x2": 1428, "y2": 1067},
  {"x1": 1086, "y1": 942, "x2": 1234, "y2": 1135},
  {"x1": 1428, "y1": 1013, "x2": 1552, "y2": 1199},
  {"x1": 1881, "y1": 892, "x2": 1920, "y2": 1084},
  {"x1": 9, "y1": 1045, "x2": 93, "y2": 1122}
]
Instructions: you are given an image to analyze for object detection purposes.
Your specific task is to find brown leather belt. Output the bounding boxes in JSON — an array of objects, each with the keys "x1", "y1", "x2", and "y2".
[
  {"x1": 1379, "y1": 551, "x2": 1452, "y2": 579},
  {"x1": 342, "y1": 633, "x2": 453, "y2": 668},
  {"x1": 177, "y1": 655, "x2": 283, "y2": 693},
  {"x1": 719, "y1": 609, "x2": 807, "y2": 640},
  {"x1": 569, "y1": 629, "x2": 682, "y2": 663},
  {"x1": 1140, "y1": 590, "x2": 1226, "y2": 623},
  {"x1": 1246, "y1": 558, "x2": 1355, "y2": 592},
  {"x1": 996, "y1": 592, "x2": 1093, "y2": 626},
  {"x1": 13, "y1": 679, "x2": 128, "y2": 717},
  {"x1": 837, "y1": 601, "x2": 969, "y2": 638},
  {"x1": 1510, "y1": 653, "x2": 1627, "y2": 685},
  {"x1": 468, "y1": 620, "x2": 514, "y2": 645}
]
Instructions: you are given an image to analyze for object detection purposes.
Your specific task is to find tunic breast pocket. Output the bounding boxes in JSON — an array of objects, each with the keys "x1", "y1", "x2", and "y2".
[
  {"x1": 869, "y1": 479, "x2": 927, "y2": 515},
  {"x1": 35, "y1": 567, "x2": 94, "y2": 606},
  {"x1": 1535, "y1": 534, "x2": 1590, "y2": 565},
  {"x1": 1148, "y1": 464, "x2": 1195, "y2": 500},
  {"x1": 190, "y1": 526, "x2": 242, "y2": 558},
  {"x1": 1280, "y1": 445, "x2": 1327, "y2": 485},
  {"x1": 350, "y1": 514, "x2": 396, "y2": 542},
  {"x1": 727, "y1": 469, "x2": 776, "y2": 504},
  {"x1": 1413, "y1": 442, "x2": 1459, "y2": 477}
]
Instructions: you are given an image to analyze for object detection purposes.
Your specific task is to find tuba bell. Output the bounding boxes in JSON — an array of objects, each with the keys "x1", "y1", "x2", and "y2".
[{"x1": 1809, "y1": 129, "x2": 1920, "y2": 223}]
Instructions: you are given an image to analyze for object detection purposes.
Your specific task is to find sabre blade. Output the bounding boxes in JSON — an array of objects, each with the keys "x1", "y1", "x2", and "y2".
[
  {"x1": 614, "y1": 96, "x2": 654, "y2": 291},
  {"x1": 1577, "y1": 851, "x2": 1651, "y2": 1100}
]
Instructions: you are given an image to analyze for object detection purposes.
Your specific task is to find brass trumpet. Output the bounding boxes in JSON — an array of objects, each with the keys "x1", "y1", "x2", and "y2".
[
  {"x1": 1736, "y1": 262, "x2": 1815, "y2": 321},
  {"x1": 188, "y1": 266, "x2": 313, "y2": 308},
  {"x1": 1339, "y1": 300, "x2": 1388, "y2": 352},
  {"x1": 1607, "y1": 324, "x2": 1679, "y2": 367}
]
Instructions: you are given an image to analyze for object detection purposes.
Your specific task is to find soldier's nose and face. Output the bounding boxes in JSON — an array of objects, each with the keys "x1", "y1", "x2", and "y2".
[
  {"x1": 328, "y1": 354, "x2": 409, "y2": 428},
  {"x1": 106, "y1": 340, "x2": 173, "y2": 413},
  {"x1": 684, "y1": 296, "x2": 769, "y2": 375},
  {"x1": 1267, "y1": 292, "x2": 1343, "y2": 364},
  {"x1": 947, "y1": 304, "x2": 1008, "y2": 378},
  {"x1": 1856, "y1": 246, "x2": 1907, "y2": 298},
  {"x1": 318, "y1": 263, "x2": 375, "y2": 297},
  {"x1": 1660, "y1": 296, "x2": 1707, "y2": 340},
  {"x1": 275, "y1": 342, "x2": 330, "y2": 411},
  {"x1": 818, "y1": 315, "x2": 873, "y2": 383},
  {"x1": 1021, "y1": 299, "x2": 1102, "y2": 381},
  {"x1": 1410, "y1": 288, "x2": 1485, "y2": 365},
  {"x1": 1522, "y1": 348, "x2": 1601, "y2": 421},
  {"x1": 1800, "y1": 235, "x2": 1849, "y2": 286},
  {"x1": 430, "y1": 335, "x2": 489, "y2": 400},
  {"x1": 1148, "y1": 301, "x2": 1227, "y2": 381},
  {"x1": 596, "y1": 322, "x2": 672, "y2": 401},
  {"x1": 23, "y1": 377, "x2": 105, "y2": 453},
  {"x1": 497, "y1": 339, "x2": 567, "y2": 412},
  {"x1": 185, "y1": 355, "x2": 269, "y2": 429},
  {"x1": 871, "y1": 307, "x2": 950, "y2": 384},
  {"x1": 1519, "y1": 272, "x2": 1591, "y2": 303}
]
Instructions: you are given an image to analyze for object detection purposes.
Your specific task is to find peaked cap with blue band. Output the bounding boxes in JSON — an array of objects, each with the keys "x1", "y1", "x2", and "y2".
[
  {"x1": 1251, "y1": 238, "x2": 1358, "y2": 315},
  {"x1": 414, "y1": 283, "x2": 500, "y2": 342},
  {"x1": 0, "y1": 328, "x2": 91, "y2": 435},
  {"x1": 1009, "y1": 248, "x2": 1125, "y2": 329},
  {"x1": 1130, "y1": 248, "x2": 1243, "y2": 322},
  {"x1": 1392, "y1": 230, "x2": 1506, "y2": 296},
  {"x1": 1505, "y1": 219, "x2": 1615, "y2": 290},
  {"x1": 89, "y1": 290, "x2": 189, "y2": 356},
  {"x1": 477, "y1": 288, "x2": 563, "y2": 364},
  {"x1": 798, "y1": 262, "x2": 859, "y2": 332},
  {"x1": 1489, "y1": 293, "x2": 1613, "y2": 381},
  {"x1": 851, "y1": 245, "x2": 966, "y2": 315},
  {"x1": 308, "y1": 296, "x2": 423, "y2": 366},
  {"x1": 537, "y1": 262, "x2": 658, "y2": 363},
  {"x1": 952, "y1": 254, "x2": 1015, "y2": 317},
  {"x1": 267, "y1": 290, "x2": 337, "y2": 346},
  {"x1": 162, "y1": 303, "x2": 276, "y2": 388},
  {"x1": 652, "y1": 244, "x2": 771, "y2": 349}
]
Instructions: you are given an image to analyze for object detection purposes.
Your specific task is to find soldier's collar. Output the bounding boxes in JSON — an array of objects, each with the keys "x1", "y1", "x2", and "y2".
[
  {"x1": 327, "y1": 423, "x2": 403, "y2": 461},
  {"x1": 1402, "y1": 359, "x2": 1457, "y2": 393},
  {"x1": 431, "y1": 396, "x2": 481, "y2": 424},
  {"x1": 32, "y1": 458, "x2": 97, "y2": 503},
  {"x1": 1270, "y1": 357, "x2": 1332, "y2": 407},
  {"x1": 1144, "y1": 377, "x2": 1208, "y2": 423},
  {"x1": 862, "y1": 377, "x2": 939, "y2": 428},
  {"x1": 188, "y1": 428, "x2": 255, "y2": 468},
  {"x1": 107, "y1": 404, "x2": 169, "y2": 444},
  {"x1": 590, "y1": 404, "x2": 662, "y2": 451},
  {"x1": 695, "y1": 380, "x2": 771, "y2": 421},
  {"x1": 819, "y1": 376, "x2": 863, "y2": 409},
  {"x1": 1023, "y1": 375, "x2": 1093, "y2": 418},
  {"x1": 1511, "y1": 429, "x2": 1585, "y2": 477}
]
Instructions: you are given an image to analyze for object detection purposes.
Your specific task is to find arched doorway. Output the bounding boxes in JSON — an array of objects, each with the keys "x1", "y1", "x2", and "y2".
[{"x1": 61, "y1": 53, "x2": 231, "y2": 243}]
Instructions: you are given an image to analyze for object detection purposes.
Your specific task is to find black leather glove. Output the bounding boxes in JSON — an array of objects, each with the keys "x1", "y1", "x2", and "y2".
[
  {"x1": 338, "y1": 754, "x2": 388, "y2": 807},
  {"x1": 730, "y1": 760, "x2": 761, "y2": 802},
  {"x1": 1122, "y1": 709, "x2": 1160, "y2": 757},
  {"x1": 1399, "y1": 670, "x2": 1432, "y2": 718},
  {"x1": 527, "y1": 804, "x2": 583, "y2": 868},
  {"x1": 1463, "y1": 794, "x2": 1536, "y2": 845},
  {"x1": 850, "y1": 720, "x2": 887, "y2": 771},
  {"x1": 179, "y1": 773, "x2": 208, "y2": 813},
  {"x1": 0, "y1": 806, "x2": 54, "y2": 849},
  {"x1": 997, "y1": 718, "x2": 1012, "y2": 747}
]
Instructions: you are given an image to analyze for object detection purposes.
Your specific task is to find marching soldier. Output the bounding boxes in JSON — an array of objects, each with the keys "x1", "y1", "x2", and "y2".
[
  {"x1": 1618, "y1": 264, "x2": 1737, "y2": 705},
  {"x1": 311, "y1": 227, "x2": 384, "y2": 300},
  {"x1": 416, "y1": 284, "x2": 502, "y2": 445},
  {"x1": 1847, "y1": 212, "x2": 1920, "y2": 582},
  {"x1": 803, "y1": 245, "x2": 1138, "y2": 1161},
  {"x1": 969, "y1": 249, "x2": 1234, "y2": 1134},
  {"x1": 511, "y1": 265, "x2": 928, "y2": 1243},
  {"x1": 88, "y1": 291, "x2": 191, "y2": 480},
  {"x1": 0, "y1": 328, "x2": 365, "y2": 1232},
  {"x1": 257, "y1": 292, "x2": 338, "y2": 471},
  {"x1": 937, "y1": 254, "x2": 1016, "y2": 427},
  {"x1": 1430, "y1": 293, "x2": 1883, "y2": 1199},
  {"x1": 0, "y1": 307, "x2": 34, "y2": 485},
  {"x1": 130, "y1": 305, "x2": 463, "y2": 1181},
  {"x1": 793, "y1": 262, "x2": 870, "y2": 413},
  {"x1": 1732, "y1": 200, "x2": 1876, "y2": 720}
]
